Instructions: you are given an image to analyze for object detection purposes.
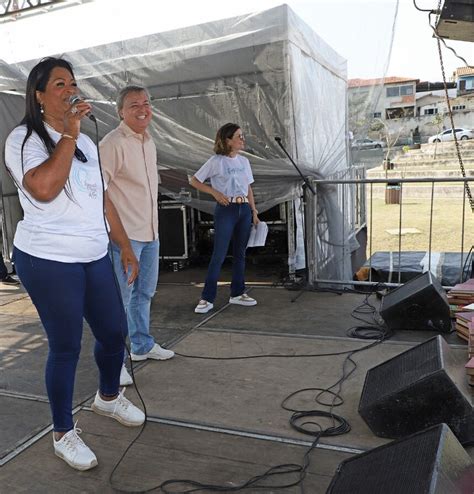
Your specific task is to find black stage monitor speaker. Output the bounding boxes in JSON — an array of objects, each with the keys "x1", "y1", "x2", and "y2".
[
  {"x1": 380, "y1": 271, "x2": 452, "y2": 333},
  {"x1": 327, "y1": 424, "x2": 474, "y2": 494},
  {"x1": 359, "y1": 335, "x2": 473, "y2": 444}
]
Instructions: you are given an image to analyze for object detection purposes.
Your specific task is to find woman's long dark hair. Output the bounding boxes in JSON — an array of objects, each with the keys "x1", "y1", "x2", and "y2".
[
  {"x1": 20, "y1": 57, "x2": 76, "y2": 201},
  {"x1": 21, "y1": 57, "x2": 74, "y2": 158},
  {"x1": 214, "y1": 123, "x2": 240, "y2": 156}
]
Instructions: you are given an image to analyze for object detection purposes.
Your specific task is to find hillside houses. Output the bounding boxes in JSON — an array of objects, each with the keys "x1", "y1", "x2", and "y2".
[{"x1": 349, "y1": 67, "x2": 474, "y2": 144}]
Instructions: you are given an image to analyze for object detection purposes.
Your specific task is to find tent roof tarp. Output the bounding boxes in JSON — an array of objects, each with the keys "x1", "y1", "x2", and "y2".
[{"x1": 0, "y1": 5, "x2": 353, "y2": 279}]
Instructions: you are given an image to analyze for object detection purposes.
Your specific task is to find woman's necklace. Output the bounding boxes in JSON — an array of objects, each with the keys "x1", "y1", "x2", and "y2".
[{"x1": 43, "y1": 121, "x2": 61, "y2": 134}]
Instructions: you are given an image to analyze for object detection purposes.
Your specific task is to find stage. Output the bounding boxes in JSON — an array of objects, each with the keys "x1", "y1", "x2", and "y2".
[{"x1": 1, "y1": 265, "x2": 473, "y2": 492}]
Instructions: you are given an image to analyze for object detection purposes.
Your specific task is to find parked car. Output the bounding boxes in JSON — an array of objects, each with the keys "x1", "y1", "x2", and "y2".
[
  {"x1": 351, "y1": 138, "x2": 384, "y2": 149},
  {"x1": 428, "y1": 128, "x2": 474, "y2": 143}
]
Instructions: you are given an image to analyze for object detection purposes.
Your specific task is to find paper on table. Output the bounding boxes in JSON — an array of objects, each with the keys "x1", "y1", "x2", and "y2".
[{"x1": 247, "y1": 221, "x2": 268, "y2": 248}]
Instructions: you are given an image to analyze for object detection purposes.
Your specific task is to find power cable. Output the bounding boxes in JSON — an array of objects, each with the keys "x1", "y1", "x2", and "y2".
[
  {"x1": 413, "y1": 0, "x2": 474, "y2": 211},
  {"x1": 89, "y1": 118, "x2": 152, "y2": 493},
  {"x1": 413, "y1": 0, "x2": 471, "y2": 67},
  {"x1": 412, "y1": 0, "x2": 437, "y2": 13},
  {"x1": 433, "y1": 1, "x2": 474, "y2": 211},
  {"x1": 108, "y1": 289, "x2": 390, "y2": 493}
]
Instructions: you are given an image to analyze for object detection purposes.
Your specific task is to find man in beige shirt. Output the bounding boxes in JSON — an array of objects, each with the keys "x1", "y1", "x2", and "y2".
[{"x1": 100, "y1": 85, "x2": 174, "y2": 385}]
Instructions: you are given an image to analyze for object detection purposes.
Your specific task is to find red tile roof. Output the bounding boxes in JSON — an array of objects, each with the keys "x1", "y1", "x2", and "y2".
[{"x1": 348, "y1": 76, "x2": 418, "y2": 88}]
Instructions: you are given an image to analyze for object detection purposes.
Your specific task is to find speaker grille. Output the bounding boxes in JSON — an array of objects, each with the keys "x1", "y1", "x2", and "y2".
[
  {"x1": 360, "y1": 338, "x2": 440, "y2": 408},
  {"x1": 359, "y1": 336, "x2": 473, "y2": 442},
  {"x1": 330, "y1": 431, "x2": 438, "y2": 493},
  {"x1": 328, "y1": 425, "x2": 473, "y2": 494}
]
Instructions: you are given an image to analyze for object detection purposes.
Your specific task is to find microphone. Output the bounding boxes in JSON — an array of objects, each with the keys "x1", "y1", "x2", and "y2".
[
  {"x1": 274, "y1": 136, "x2": 282, "y2": 143},
  {"x1": 69, "y1": 94, "x2": 96, "y2": 122}
]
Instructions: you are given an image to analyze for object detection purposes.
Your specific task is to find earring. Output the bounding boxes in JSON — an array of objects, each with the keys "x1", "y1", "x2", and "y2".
[{"x1": 39, "y1": 102, "x2": 44, "y2": 114}]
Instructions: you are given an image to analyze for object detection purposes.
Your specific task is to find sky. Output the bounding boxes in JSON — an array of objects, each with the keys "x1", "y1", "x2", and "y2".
[{"x1": 1, "y1": 0, "x2": 472, "y2": 82}]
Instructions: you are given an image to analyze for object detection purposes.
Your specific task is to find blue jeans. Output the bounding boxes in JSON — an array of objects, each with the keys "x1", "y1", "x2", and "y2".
[
  {"x1": 110, "y1": 239, "x2": 158, "y2": 355},
  {"x1": 202, "y1": 203, "x2": 252, "y2": 303},
  {"x1": 13, "y1": 247, "x2": 126, "y2": 432}
]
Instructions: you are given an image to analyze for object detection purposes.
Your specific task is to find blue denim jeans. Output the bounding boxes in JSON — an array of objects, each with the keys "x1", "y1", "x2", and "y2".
[
  {"x1": 13, "y1": 247, "x2": 126, "y2": 432},
  {"x1": 110, "y1": 239, "x2": 159, "y2": 355},
  {"x1": 202, "y1": 203, "x2": 252, "y2": 303}
]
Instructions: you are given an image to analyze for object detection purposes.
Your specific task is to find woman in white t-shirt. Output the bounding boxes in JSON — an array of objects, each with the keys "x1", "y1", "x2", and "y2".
[
  {"x1": 191, "y1": 123, "x2": 260, "y2": 314},
  {"x1": 4, "y1": 57, "x2": 144, "y2": 471}
]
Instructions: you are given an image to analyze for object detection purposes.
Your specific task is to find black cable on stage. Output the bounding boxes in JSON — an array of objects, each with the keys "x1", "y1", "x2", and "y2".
[
  {"x1": 100, "y1": 230, "x2": 391, "y2": 493},
  {"x1": 346, "y1": 286, "x2": 392, "y2": 340},
  {"x1": 92, "y1": 116, "x2": 389, "y2": 492},
  {"x1": 135, "y1": 353, "x2": 373, "y2": 494},
  {"x1": 280, "y1": 280, "x2": 393, "y2": 340},
  {"x1": 106, "y1": 289, "x2": 389, "y2": 493},
  {"x1": 89, "y1": 118, "x2": 152, "y2": 492},
  {"x1": 274, "y1": 293, "x2": 390, "y2": 493},
  {"x1": 174, "y1": 343, "x2": 381, "y2": 361}
]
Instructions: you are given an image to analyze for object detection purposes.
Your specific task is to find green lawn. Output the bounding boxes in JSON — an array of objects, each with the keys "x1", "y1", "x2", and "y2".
[{"x1": 367, "y1": 197, "x2": 474, "y2": 253}]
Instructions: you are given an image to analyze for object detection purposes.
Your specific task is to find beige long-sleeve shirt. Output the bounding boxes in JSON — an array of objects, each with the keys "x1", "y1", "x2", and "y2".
[{"x1": 100, "y1": 121, "x2": 159, "y2": 242}]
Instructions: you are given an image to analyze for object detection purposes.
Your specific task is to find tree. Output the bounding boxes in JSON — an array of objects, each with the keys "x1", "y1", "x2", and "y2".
[
  {"x1": 372, "y1": 110, "x2": 410, "y2": 205},
  {"x1": 373, "y1": 110, "x2": 409, "y2": 173},
  {"x1": 348, "y1": 93, "x2": 373, "y2": 138},
  {"x1": 429, "y1": 113, "x2": 443, "y2": 159}
]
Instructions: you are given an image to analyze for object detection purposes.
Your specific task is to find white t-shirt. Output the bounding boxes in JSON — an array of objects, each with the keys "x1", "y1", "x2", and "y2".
[
  {"x1": 4, "y1": 125, "x2": 109, "y2": 263},
  {"x1": 194, "y1": 154, "x2": 254, "y2": 197}
]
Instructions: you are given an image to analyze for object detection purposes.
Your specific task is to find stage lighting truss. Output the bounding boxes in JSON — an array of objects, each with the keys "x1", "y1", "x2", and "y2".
[{"x1": 0, "y1": 0, "x2": 92, "y2": 22}]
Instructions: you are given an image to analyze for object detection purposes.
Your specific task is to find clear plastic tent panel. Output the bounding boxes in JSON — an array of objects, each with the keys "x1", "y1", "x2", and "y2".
[{"x1": 0, "y1": 3, "x2": 400, "y2": 281}]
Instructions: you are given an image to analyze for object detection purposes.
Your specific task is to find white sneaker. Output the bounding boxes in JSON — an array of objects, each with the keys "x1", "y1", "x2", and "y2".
[
  {"x1": 229, "y1": 293, "x2": 257, "y2": 306},
  {"x1": 53, "y1": 422, "x2": 98, "y2": 471},
  {"x1": 91, "y1": 389, "x2": 145, "y2": 427},
  {"x1": 194, "y1": 299, "x2": 214, "y2": 314},
  {"x1": 120, "y1": 364, "x2": 133, "y2": 386},
  {"x1": 130, "y1": 343, "x2": 175, "y2": 362}
]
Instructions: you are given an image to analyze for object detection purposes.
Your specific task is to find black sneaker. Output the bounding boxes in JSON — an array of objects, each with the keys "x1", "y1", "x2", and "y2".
[{"x1": 1, "y1": 275, "x2": 20, "y2": 286}]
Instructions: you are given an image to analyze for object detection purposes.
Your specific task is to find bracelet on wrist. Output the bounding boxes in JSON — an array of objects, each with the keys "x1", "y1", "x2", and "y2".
[{"x1": 61, "y1": 133, "x2": 77, "y2": 142}]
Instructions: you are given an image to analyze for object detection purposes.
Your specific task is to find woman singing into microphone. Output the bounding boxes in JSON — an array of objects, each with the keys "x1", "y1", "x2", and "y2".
[
  {"x1": 191, "y1": 123, "x2": 259, "y2": 314},
  {"x1": 4, "y1": 57, "x2": 144, "y2": 471}
]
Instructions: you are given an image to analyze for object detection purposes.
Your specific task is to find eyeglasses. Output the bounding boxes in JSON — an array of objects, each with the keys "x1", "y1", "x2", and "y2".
[
  {"x1": 74, "y1": 147, "x2": 88, "y2": 163},
  {"x1": 236, "y1": 134, "x2": 245, "y2": 141}
]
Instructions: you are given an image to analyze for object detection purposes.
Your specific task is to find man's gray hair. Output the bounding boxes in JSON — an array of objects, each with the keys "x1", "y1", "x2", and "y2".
[{"x1": 116, "y1": 85, "x2": 151, "y2": 117}]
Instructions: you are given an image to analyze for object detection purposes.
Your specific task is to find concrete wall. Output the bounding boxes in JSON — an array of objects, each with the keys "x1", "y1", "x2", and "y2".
[{"x1": 368, "y1": 111, "x2": 474, "y2": 144}]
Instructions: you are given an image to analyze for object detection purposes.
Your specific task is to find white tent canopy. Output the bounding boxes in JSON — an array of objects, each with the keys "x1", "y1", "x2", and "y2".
[{"x1": 0, "y1": 4, "x2": 353, "y2": 280}]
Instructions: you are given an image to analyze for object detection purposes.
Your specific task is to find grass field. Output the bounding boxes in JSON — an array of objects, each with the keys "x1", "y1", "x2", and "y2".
[{"x1": 367, "y1": 197, "x2": 474, "y2": 253}]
